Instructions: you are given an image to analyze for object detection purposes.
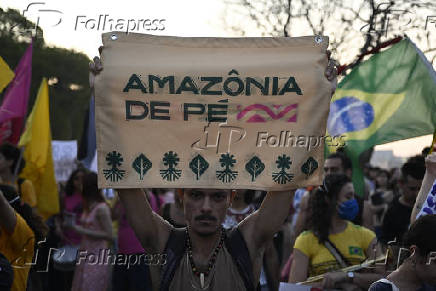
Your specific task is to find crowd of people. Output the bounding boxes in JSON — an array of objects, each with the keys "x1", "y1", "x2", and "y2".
[
  {"x1": 0, "y1": 138, "x2": 435, "y2": 291},
  {"x1": 1, "y1": 55, "x2": 435, "y2": 291}
]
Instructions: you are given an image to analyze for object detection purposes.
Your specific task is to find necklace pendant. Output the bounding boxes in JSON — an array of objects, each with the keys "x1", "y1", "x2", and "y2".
[{"x1": 200, "y1": 273, "x2": 205, "y2": 289}]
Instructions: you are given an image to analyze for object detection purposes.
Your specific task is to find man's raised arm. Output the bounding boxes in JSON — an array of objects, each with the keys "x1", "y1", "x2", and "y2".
[
  {"x1": 246, "y1": 190, "x2": 295, "y2": 247},
  {"x1": 117, "y1": 189, "x2": 172, "y2": 253}
]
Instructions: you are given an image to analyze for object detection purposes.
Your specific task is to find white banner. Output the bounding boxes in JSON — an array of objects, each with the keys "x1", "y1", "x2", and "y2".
[{"x1": 52, "y1": 140, "x2": 77, "y2": 182}]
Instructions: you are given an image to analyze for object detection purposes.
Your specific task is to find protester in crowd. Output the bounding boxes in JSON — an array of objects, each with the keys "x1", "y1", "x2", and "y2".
[
  {"x1": 369, "y1": 166, "x2": 380, "y2": 185},
  {"x1": 155, "y1": 188, "x2": 176, "y2": 204},
  {"x1": 422, "y1": 146, "x2": 431, "y2": 157},
  {"x1": 0, "y1": 143, "x2": 36, "y2": 208},
  {"x1": 89, "y1": 48, "x2": 337, "y2": 290},
  {"x1": 147, "y1": 189, "x2": 165, "y2": 213},
  {"x1": 288, "y1": 174, "x2": 382, "y2": 290},
  {"x1": 389, "y1": 167, "x2": 402, "y2": 199},
  {"x1": 52, "y1": 168, "x2": 87, "y2": 290},
  {"x1": 369, "y1": 214, "x2": 436, "y2": 291},
  {"x1": 294, "y1": 152, "x2": 369, "y2": 238},
  {"x1": 160, "y1": 189, "x2": 186, "y2": 228},
  {"x1": 380, "y1": 155, "x2": 425, "y2": 245},
  {"x1": 411, "y1": 152, "x2": 436, "y2": 223},
  {"x1": 222, "y1": 189, "x2": 256, "y2": 229},
  {"x1": 369, "y1": 169, "x2": 393, "y2": 237},
  {"x1": 70, "y1": 172, "x2": 113, "y2": 291},
  {"x1": 375, "y1": 169, "x2": 394, "y2": 203},
  {"x1": 112, "y1": 197, "x2": 152, "y2": 291},
  {"x1": 0, "y1": 184, "x2": 48, "y2": 291},
  {"x1": 57, "y1": 168, "x2": 86, "y2": 246}
]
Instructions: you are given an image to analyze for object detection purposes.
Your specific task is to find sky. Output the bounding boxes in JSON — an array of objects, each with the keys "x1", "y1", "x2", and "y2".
[{"x1": 1, "y1": 0, "x2": 433, "y2": 159}]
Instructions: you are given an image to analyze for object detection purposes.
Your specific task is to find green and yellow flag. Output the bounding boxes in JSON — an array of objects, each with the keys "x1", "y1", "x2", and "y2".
[
  {"x1": 0, "y1": 56, "x2": 14, "y2": 93},
  {"x1": 327, "y1": 38, "x2": 436, "y2": 196},
  {"x1": 19, "y1": 78, "x2": 59, "y2": 220}
]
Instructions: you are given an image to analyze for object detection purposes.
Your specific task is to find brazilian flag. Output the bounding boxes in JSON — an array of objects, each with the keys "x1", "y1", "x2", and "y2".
[{"x1": 327, "y1": 38, "x2": 436, "y2": 196}]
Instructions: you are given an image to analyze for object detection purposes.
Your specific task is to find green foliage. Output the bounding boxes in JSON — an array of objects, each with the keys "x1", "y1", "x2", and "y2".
[{"x1": 0, "y1": 8, "x2": 91, "y2": 141}]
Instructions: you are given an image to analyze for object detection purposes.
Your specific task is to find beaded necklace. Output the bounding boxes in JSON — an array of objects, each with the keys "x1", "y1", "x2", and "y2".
[{"x1": 185, "y1": 227, "x2": 225, "y2": 289}]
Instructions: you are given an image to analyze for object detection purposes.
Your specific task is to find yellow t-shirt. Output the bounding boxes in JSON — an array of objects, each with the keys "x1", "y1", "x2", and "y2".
[
  {"x1": 0, "y1": 213, "x2": 35, "y2": 291},
  {"x1": 294, "y1": 221, "x2": 375, "y2": 277}
]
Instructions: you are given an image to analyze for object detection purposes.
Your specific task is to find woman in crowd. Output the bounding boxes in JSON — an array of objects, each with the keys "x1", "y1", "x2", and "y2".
[
  {"x1": 369, "y1": 169, "x2": 393, "y2": 237},
  {"x1": 58, "y1": 168, "x2": 87, "y2": 245},
  {"x1": 369, "y1": 214, "x2": 436, "y2": 291},
  {"x1": 53, "y1": 168, "x2": 87, "y2": 290},
  {"x1": 289, "y1": 173, "x2": 383, "y2": 290},
  {"x1": 0, "y1": 185, "x2": 47, "y2": 291},
  {"x1": 71, "y1": 172, "x2": 113, "y2": 291}
]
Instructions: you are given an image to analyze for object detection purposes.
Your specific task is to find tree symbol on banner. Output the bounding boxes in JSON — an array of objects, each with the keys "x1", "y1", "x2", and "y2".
[
  {"x1": 160, "y1": 151, "x2": 182, "y2": 181},
  {"x1": 132, "y1": 153, "x2": 152, "y2": 180},
  {"x1": 216, "y1": 153, "x2": 238, "y2": 183},
  {"x1": 245, "y1": 156, "x2": 265, "y2": 182},
  {"x1": 301, "y1": 157, "x2": 318, "y2": 179},
  {"x1": 189, "y1": 154, "x2": 209, "y2": 180},
  {"x1": 103, "y1": 151, "x2": 126, "y2": 182},
  {"x1": 272, "y1": 154, "x2": 294, "y2": 184}
]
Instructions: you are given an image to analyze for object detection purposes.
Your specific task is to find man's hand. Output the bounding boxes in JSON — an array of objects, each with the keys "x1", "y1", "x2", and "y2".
[{"x1": 89, "y1": 56, "x2": 103, "y2": 89}]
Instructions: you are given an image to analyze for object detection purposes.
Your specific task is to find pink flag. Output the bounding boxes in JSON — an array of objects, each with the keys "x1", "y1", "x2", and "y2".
[{"x1": 0, "y1": 41, "x2": 33, "y2": 144}]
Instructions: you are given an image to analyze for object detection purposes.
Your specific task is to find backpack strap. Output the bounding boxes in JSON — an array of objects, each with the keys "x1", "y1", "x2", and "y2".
[
  {"x1": 159, "y1": 228, "x2": 187, "y2": 291},
  {"x1": 224, "y1": 227, "x2": 257, "y2": 291}
]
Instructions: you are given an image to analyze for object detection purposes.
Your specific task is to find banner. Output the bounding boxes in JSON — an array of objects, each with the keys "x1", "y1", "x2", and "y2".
[
  {"x1": 52, "y1": 140, "x2": 78, "y2": 182},
  {"x1": 95, "y1": 33, "x2": 331, "y2": 190}
]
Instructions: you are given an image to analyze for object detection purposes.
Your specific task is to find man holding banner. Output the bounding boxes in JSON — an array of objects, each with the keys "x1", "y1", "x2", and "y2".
[{"x1": 91, "y1": 33, "x2": 336, "y2": 290}]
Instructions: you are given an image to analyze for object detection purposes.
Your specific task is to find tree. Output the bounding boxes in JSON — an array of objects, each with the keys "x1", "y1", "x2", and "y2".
[
  {"x1": 223, "y1": 0, "x2": 436, "y2": 73},
  {"x1": 0, "y1": 8, "x2": 91, "y2": 140}
]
